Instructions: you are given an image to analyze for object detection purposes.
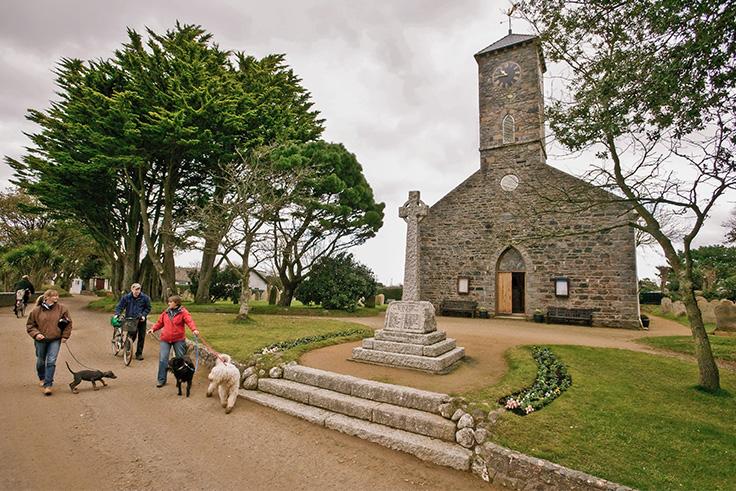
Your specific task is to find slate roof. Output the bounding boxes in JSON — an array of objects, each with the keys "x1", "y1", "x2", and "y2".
[{"x1": 475, "y1": 33, "x2": 537, "y2": 56}]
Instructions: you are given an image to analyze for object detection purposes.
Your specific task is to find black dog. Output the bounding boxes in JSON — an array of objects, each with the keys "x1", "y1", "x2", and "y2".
[
  {"x1": 168, "y1": 356, "x2": 195, "y2": 397},
  {"x1": 66, "y1": 362, "x2": 117, "y2": 393}
]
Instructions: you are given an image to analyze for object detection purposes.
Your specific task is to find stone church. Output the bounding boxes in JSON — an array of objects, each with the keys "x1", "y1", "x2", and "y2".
[{"x1": 417, "y1": 33, "x2": 640, "y2": 328}]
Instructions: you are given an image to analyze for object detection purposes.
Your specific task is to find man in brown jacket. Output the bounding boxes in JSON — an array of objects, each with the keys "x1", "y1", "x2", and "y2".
[{"x1": 26, "y1": 289, "x2": 72, "y2": 395}]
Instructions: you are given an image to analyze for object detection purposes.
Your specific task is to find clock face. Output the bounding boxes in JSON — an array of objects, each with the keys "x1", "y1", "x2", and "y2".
[{"x1": 492, "y1": 62, "x2": 521, "y2": 89}]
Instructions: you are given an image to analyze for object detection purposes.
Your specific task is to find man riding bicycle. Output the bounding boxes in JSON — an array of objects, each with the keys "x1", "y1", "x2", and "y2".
[
  {"x1": 14, "y1": 275, "x2": 35, "y2": 307},
  {"x1": 114, "y1": 283, "x2": 152, "y2": 361}
]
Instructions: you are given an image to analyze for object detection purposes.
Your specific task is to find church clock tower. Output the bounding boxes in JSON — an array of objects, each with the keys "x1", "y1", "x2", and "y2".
[{"x1": 474, "y1": 33, "x2": 547, "y2": 170}]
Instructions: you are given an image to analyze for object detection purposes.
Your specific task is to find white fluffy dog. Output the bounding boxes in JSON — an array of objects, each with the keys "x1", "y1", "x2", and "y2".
[{"x1": 206, "y1": 354, "x2": 241, "y2": 414}]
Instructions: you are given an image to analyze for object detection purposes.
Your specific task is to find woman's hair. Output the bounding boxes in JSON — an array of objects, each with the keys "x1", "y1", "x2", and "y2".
[
  {"x1": 37, "y1": 289, "x2": 59, "y2": 305},
  {"x1": 168, "y1": 295, "x2": 182, "y2": 307}
]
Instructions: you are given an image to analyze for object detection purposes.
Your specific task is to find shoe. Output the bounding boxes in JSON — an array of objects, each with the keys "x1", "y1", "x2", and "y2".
[
  {"x1": 156, "y1": 382, "x2": 166, "y2": 388},
  {"x1": 135, "y1": 354, "x2": 144, "y2": 360},
  {"x1": 43, "y1": 387, "x2": 52, "y2": 396},
  {"x1": 39, "y1": 380, "x2": 45, "y2": 387}
]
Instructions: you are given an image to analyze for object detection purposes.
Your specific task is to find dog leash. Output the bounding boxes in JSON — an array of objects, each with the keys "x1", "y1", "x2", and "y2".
[
  {"x1": 195, "y1": 334, "x2": 226, "y2": 363},
  {"x1": 63, "y1": 341, "x2": 97, "y2": 370}
]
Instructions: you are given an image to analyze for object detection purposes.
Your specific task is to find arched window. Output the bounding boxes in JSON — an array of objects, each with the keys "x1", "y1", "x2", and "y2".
[{"x1": 502, "y1": 114, "x2": 515, "y2": 144}]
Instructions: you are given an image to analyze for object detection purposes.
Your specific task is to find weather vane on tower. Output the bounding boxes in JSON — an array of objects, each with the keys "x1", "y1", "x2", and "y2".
[{"x1": 503, "y1": 3, "x2": 519, "y2": 35}]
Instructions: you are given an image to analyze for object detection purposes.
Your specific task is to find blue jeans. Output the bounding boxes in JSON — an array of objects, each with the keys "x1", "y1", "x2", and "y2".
[
  {"x1": 35, "y1": 339, "x2": 61, "y2": 387},
  {"x1": 158, "y1": 340, "x2": 187, "y2": 385}
]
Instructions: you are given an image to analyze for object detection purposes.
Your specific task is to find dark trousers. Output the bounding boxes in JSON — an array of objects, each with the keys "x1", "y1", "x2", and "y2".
[{"x1": 127, "y1": 320, "x2": 147, "y2": 356}]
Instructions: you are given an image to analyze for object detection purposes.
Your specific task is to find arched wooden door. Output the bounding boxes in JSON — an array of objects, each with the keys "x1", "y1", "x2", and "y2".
[{"x1": 496, "y1": 247, "x2": 526, "y2": 315}]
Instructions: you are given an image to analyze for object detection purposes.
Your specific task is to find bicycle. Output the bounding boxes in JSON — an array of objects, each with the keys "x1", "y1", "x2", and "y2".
[
  {"x1": 13, "y1": 289, "x2": 26, "y2": 318},
  {"x1": 110, "y1": 316, "x2": 138, "y2": 366}
]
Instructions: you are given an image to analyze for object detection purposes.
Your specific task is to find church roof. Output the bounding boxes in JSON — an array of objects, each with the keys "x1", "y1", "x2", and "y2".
[{"x1": 475, "y1": 33, "x2": 538, "y2": 56}]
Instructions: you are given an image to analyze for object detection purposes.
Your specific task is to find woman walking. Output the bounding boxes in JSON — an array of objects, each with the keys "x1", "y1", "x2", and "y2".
[
  {"x1": 26, "y1": 289, "x2": 72, "y2": 395},
  {"x1": 147, "y1": 295, "x2": 199, "y2": 388}
]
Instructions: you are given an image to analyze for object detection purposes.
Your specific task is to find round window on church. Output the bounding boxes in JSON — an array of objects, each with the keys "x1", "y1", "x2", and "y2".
[{"x1": 500, "y1": 174, "x2": 520, "y2": 192}]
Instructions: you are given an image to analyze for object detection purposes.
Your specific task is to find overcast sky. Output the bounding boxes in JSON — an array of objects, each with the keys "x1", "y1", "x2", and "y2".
[{"x1": 0, "y1": 0, "x2": 731, "y2": 284}]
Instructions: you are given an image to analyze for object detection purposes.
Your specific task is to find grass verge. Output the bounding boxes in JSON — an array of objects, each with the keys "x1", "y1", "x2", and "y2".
[
  {"x1": 184, "y1": 312, "x2": 372, "y2": 365},
  {"x1": 462, "y1": 345, "x2": 735, "y2": 490}
]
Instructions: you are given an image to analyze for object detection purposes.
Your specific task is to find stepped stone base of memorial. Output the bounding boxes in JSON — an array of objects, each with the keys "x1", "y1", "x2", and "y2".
[
  {"x1": 239, "y1": 364, "x2": 472, "y2": 470},
  {"x1": 351, "y1": 300, "x2": 465, "y2": 374}
]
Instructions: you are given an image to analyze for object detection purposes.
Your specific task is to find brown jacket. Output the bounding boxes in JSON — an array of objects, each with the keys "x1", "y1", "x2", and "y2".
[{"x1": 26, "y1": 302, "x2": 72, "y2": 341}]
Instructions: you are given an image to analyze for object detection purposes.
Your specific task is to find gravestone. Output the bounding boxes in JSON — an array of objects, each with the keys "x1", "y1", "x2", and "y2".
[
  {"x1": 660, "y1": 297, "x2": 673, "y2": 314},
  {"x1": 696, "y1": 296, "x2": 716, "y2": 324},
  {"x1": 714, "y1": 299, "x2": 736, "y2": 333},
  {"x1": 375, "y1": 293, "x2": 385, "y2": 306},
  {"x1": 672, "y1": 300, "x2": 687, "y2": 317},
  {"x1": 351, "y1": 191, "x2": 465, "y2": 373}
]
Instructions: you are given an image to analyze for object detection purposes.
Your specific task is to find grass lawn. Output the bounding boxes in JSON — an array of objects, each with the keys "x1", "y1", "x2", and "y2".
[
  {"x1": 88, "y1": 296, "x2": 387, "y2": 317},
  {"x1": 183, "y1": 312, "x2": 372, "y2": 365},
  {"x1": 462, "y1": 345, "x2": 736, "y2": 490}
]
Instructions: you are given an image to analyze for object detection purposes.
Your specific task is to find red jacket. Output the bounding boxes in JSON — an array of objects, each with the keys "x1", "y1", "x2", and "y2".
[{"x1": 151, "y1": 307, "x2": 197, "y2": 343}]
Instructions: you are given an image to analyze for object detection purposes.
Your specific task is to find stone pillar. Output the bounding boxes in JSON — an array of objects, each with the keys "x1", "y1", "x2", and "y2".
[{"x1": 399, "y1": 191, "x2": 428, "y2": 301}]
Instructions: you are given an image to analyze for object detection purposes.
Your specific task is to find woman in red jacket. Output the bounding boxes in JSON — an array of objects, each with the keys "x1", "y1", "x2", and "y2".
[{"x1": 147, "y1": 295, "x2": 199, "y2": 388}]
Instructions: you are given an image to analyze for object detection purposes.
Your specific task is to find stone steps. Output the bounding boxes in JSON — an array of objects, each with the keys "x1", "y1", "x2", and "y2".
[
  {"x1": 362, "y1": 337, "x2": 457, "y2": 357},
  {"x1": 258, "y1": 378, "x2": 456, "y2": 441},
  {"x1": 283, "y1": 365, "x2": 450, "y2": 414},
  {"x1": 239, "y1": 389, "x2": 472, "y2": 471},
  {"x1": 351, "y1": 346, "x2": 465, "y2": 373}
]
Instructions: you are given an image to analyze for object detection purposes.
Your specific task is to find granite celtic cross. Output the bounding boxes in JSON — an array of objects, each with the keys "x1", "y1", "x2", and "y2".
[{"x1": 399, "y1": 190, "x2": 428, "y2": 301}]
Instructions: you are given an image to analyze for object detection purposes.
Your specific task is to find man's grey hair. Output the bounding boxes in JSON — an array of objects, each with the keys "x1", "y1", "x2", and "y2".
[{"x1": 131, "y1": 283, "x2": 142, "y2": 290}]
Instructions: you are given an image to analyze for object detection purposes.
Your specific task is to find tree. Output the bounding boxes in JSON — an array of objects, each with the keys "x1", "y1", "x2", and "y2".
[
  {"x1": 190, "y1": 53, "x2": 324, "y2": 304},
  {"x1": 269, "y1": 141, "x2": 385, "y2": 306},
  {"x1": 7, "y1": 23, "x2": 323, "y2": 300},
  {"x1": 519, "y1": 0, "x2": 736, "y2": 391},
  {"x1": 296, "y1": 253, "x2": 377, "y2": 311}
]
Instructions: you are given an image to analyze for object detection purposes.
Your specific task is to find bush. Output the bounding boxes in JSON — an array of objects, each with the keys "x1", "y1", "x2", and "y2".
[
  {"x1": 378, "y1": 285, "x2": 402, "y2": 301},
  {"x1": 499, "y1": 346, "x2": 572, "y2": 415},
  {"x1": 295, "y1": 253, "x2": 377, "y2": 312}
]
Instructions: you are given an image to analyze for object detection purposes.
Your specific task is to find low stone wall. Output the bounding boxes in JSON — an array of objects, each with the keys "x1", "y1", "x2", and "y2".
[{"x1": 476, "y1": 441, "x2": 633, "y2": 490}]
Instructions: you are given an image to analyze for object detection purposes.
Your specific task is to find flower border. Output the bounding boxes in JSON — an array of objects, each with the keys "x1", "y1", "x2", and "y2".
[{"x1": 498, "y1": 346, "x2": 572, "y2": 415}]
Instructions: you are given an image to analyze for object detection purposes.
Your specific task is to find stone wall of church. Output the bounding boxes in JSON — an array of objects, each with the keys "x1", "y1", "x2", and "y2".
[{"x1": 419, "y1": 143, "x2": 640, "y2": 329}]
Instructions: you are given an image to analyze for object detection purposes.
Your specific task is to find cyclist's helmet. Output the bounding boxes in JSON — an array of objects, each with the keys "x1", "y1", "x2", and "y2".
[{"x1": 111, "y1": 315, "x2": 122, "y2": 328}]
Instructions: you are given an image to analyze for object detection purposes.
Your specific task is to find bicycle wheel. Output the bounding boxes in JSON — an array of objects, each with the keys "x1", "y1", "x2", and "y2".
[
  {"x1": 123, "y1": 336, "x2": 133, "y2": 366},
  {"x1": 111, "y1": 331, "x2": 121, "y2": 356}
]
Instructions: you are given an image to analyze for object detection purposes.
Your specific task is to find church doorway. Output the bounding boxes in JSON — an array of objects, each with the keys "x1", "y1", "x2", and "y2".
[{"x1": 496, "y1": 247, "x2": 526, "y2": 315}]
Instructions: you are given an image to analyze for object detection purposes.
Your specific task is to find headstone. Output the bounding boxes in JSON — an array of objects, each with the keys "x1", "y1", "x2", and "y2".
[
  {"x1": 672, "y1": 300, "x2": 687, "y2": 317},
  {"x1": 660, "y1": 297, "x2": 673, "y2": 314},
  {"x1": 696, "y1": 296, "x2": 716, "y2": 324},
  {"x1": 375, "y1": 293, "x2": 385, "y2": 306},
  {"x1": 351, "y1": 191, "x2": 465, "y2": 373},
  {"x1": 714, "y1": 299, "x2": 736, "y2": 332}
]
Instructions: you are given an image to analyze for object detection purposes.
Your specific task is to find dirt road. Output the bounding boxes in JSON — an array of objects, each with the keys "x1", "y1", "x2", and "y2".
[{"x1": 0, "y1": 296, "x2": 490, "y2": 491}]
